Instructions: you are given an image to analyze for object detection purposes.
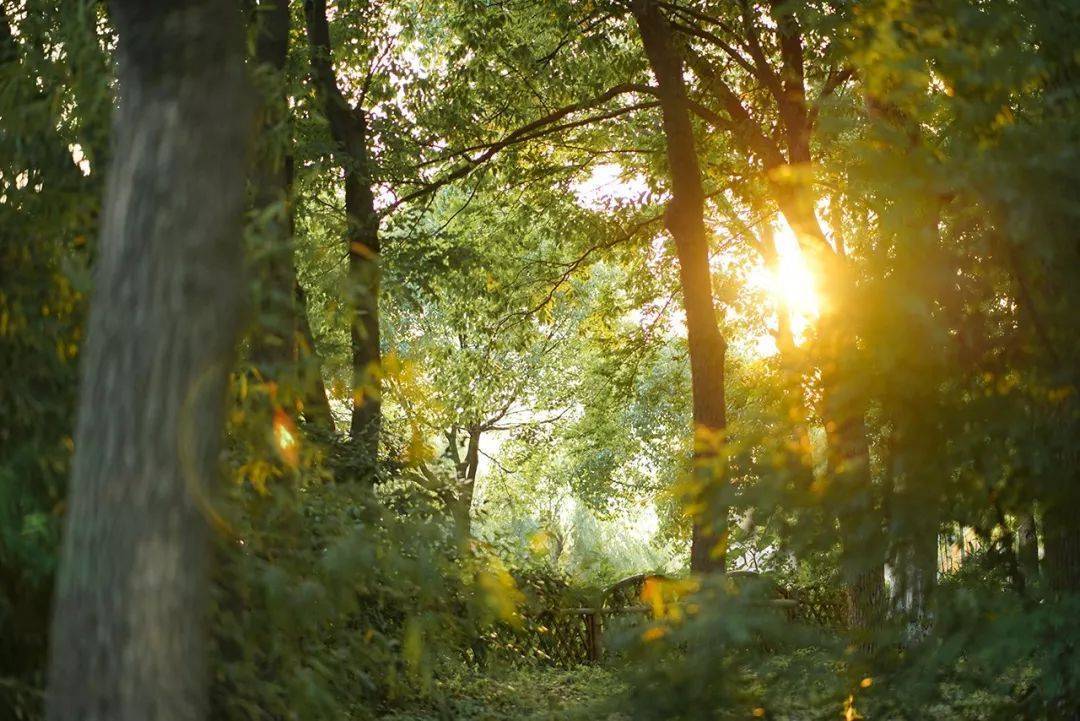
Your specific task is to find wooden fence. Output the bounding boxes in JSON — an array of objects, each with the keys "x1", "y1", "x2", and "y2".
[{"x1": 493, "y1": 572, "x2": 846, "y2": 667}]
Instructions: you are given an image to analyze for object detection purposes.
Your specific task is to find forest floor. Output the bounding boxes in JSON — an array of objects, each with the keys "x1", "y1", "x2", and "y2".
[{"x1": 381, "y1": 665, "x2": 627, "y2": 721}]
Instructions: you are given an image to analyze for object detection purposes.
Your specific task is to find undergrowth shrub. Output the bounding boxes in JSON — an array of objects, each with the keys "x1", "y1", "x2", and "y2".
[
  {"x1": 611, "y1": 568, "x2": 1080, "y2": 721},
  {"x1": 208, "y1": 391, "x2": 522, "y2": 720}
]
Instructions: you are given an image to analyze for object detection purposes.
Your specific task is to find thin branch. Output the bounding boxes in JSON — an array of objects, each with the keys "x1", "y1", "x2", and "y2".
[
  {"x1": 359, "y1": 32, "x2": 396, "y2": 109},
  {"x1": 736, "y1": 0, "x2": 784, "y2": 101},
  {"x1": 485, "y1": 407, "x2": 571, "y2": 432},
  {"x1": 388, "y1": 87, "x2": 659, "y2": 212},
  {"x1": 809, "y1": 66, "x2": 855, "y2": 126},
  {"x1": 668, "y1": 18, "x2": 763, "y2": 82},
  {"x1": 478, "y1": 446, "x2": 517, "y2": 476},
  {"x1": 492, "y1": 210, "x2": 667, "y2": 333},
  {"x1": 536, "y1": 10, "x2": 607, "y2": 65},
  {"x1": 655, "y1": 0, "x2": 742, "y2": 38},
  {"x1": 480, "y1": 396, "x2": 519, "y2": 432},
  {"x1": 411, "y1": 83, "x2": 658, "y2": 171},
  {"x1": 685, "y1": 97, "x2": 737, "y2": 131},
  {"x1": 303, "y1": 0, "x2": 363, "y2": 152}
]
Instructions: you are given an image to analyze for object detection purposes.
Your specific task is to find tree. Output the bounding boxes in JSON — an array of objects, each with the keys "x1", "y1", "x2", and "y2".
[
  {"x1": 630, "y1": 0, "x2": 729, "y2": 573},
  {"x1": 658, "y1": 0, "x2": 885, "y2": 626},
  {"x1": 303, "y1": 0, "x2": 383, "y2": 461},
  {"x1": 248, "y1": 0, "x2": 334, "y2": 432},
  {"x1": 383, "y1": 181, "x2": 600, "y2": 539},
  {"x1": 44, "y1": 1, "x2": 251, "y2": 718}
]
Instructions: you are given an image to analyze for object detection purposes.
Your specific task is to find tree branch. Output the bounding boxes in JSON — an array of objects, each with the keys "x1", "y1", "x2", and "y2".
[
  {"x1": 684, "y1": 48, "x2": 787, "y2": 168},
  {"x1": 303, "y1": 0, "x2": 364, "y2": 155},
  {"x1": 389, "y1": 85, "x2": 659, "y2": 211}
]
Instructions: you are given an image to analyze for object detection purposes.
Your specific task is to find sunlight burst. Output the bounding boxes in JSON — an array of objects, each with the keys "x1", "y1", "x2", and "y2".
[
  {"x1": 748, "y1": 216, "x2": 823, "y2": 356},
  {"x1": 772, "y1": 217, "x2": 821, "y2": 342}
]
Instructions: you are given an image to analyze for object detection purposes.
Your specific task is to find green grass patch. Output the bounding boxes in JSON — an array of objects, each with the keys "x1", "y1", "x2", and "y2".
[{"x1": 380, "y1": 665, "x2": 627, "y2": 721}]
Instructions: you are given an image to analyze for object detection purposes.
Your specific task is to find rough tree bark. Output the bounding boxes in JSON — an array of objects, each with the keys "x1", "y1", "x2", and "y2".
[
  {"x1": 44, "y1": 2, "x2": 251, "y2": 720},
  {"x1": 887, "y1": 467, "x2": 939, "y2": 639},
  {"x1": 820, "y1": 368, "x2": 885, "y2": 637},
  {"x1": 304, "y1": 0, "x2": 382, "y2": 461},
  {"x1": 1030, "y1": 0, "x2": 1080, "y2": 599},
  {"x1": 426, "y1": 423, "x2": 482, "y2": 541},
  {"x1": 631, "y1": 0, "x2": 729, "y2": 574},
  {"x1": 292, "y1": 276, "x2": 335, "y2": 429}
]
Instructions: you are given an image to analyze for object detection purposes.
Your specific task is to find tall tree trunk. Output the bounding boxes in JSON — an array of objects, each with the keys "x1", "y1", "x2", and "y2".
[
  {"x1": 768, "y1": 108, "x2": 888, "y2": 640},
  {"x1": 888, "y1": 496, "x2": 938, "y2": 640},
  {"x1": 819, "y1": 325, "x2": 886, "y2": 637},
  {"x1": 345, "y1": 172, "x2": 382, "y2": 456},
  {"x1": 880, "y1": 204, "x2": 945, "y2": 636},
  {"x1": 806, "y1": 203, "x2": 885, "y2": 636},
  {"x1": 249, "y1": 0, "x2": 334, "y2": 431},
  {"x1": 248, "y1": 0, "x2": 294, "y2": 374},
  {"x1": 881, "y1": 414, "x2": 939, "y2": 639},
  {"x1": 632, "y1": 0, "x2": 728, "y2": 574},
  {"x1": 45, "y1": 2, "x2": 251, "y2": 719},
  {"x1": 1030, "y1": 0, "x2": 1080, "y2": 600},
  {"x1": 304, "y1": 0, "x2": 381, "y2": 462}
]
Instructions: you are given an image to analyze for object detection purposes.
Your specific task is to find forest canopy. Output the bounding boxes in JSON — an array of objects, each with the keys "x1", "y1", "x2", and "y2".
[{"x1": 1, "y1": 0, "x2": 1079, "y2": 719}]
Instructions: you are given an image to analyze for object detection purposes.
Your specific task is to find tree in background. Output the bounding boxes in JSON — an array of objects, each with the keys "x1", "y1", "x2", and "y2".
[
  {"x1": 302, "y1": 0, "x2": 388, "y2": 462},
  {"x1": 629, "y1": 0, "x2": 730, "y2": 574},
  {"x1": 247, "y1": 0, "x2": 334, "y2": 434}
]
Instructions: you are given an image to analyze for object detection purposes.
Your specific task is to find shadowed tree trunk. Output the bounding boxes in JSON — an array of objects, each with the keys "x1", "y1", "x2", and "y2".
[
  {"x1": 820, "y1": 366, "x2": 885, "y2": 637},
  {"x1": 631, "y1": 0, "x2": 728, "y2": 574},
  {"x1": 292, "y1": 276, "x2": 335, "y2": 429},
  {"x1": 878, "y1": 383, "x2": 941, "y2": 637},
  {"x1": 44, "y1": 2, "x2": 251, "y2": 720},
  {"x1": 304, "y1": 0, "x2": 382, "y2": 462},
  {"x1": 1017, "y1": 509, "x2": 1040, "y2": 584},
  {"x1": 249, "y1": 0, "x2": 334, "y2": 431},
  {"x1": 762, "y1": 43, "x2": 891, "y2": 636},
  {"x1": 1030, "y1": 0, "x2": 1080, "y2": 600},
  {"x1": 416, "y1": 418, "x2": 486, "y2": 544},
  {"x1": 884, "y1": 205, "x2": 949, "y2": 635},
  {"x1": 1045, "y1": 501, "x2": 1080, "y2": 593},
  {"x1": 888, "y1": 468, "x2": 939, "y2": 640},
  {"x1": 248, "y1": 0, "x2": 294, "y2": 373}
]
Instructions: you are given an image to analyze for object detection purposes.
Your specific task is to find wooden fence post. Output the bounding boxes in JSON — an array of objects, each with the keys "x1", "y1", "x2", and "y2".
[{"x1": 585, "y1": 610, "x2": 603, "y2": 662}]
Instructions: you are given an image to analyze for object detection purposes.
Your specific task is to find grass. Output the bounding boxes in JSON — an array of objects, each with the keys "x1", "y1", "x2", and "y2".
[{"x1": 380, "y1": 664, "x2": 627, "y2": 721}]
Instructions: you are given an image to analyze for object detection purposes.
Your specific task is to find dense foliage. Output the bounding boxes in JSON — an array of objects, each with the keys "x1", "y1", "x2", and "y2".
[{"x1": 2, "y1": 0, "x2": 1079, "y2": 719}]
